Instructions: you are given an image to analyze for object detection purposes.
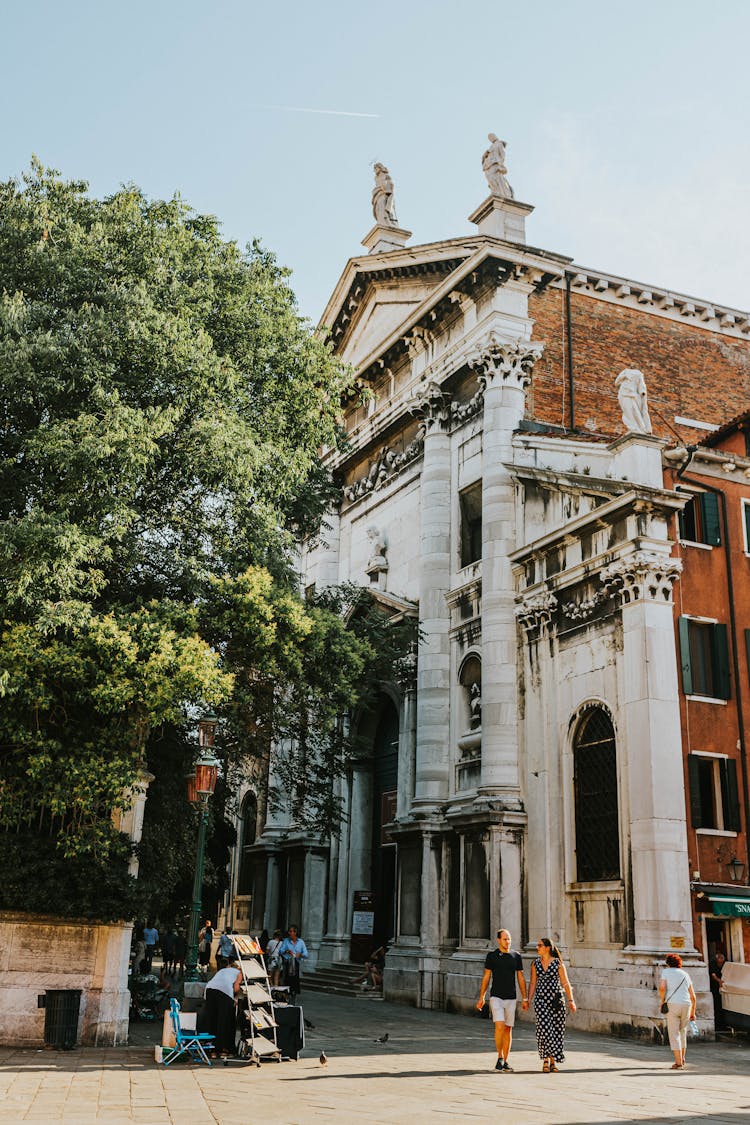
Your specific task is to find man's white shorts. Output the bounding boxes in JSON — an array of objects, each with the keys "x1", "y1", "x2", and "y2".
[{"x1": 489, "y1": 997, "x2": 517, "y2": 1025}]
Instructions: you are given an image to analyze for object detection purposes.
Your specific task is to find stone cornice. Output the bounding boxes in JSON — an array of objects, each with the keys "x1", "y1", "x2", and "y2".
[
  {"x1": 508, "y1": 486, "x2": 686, "y2": 567},
  {"x1": 557, "y1": 268, "x2": 750, "y2": 342},
  {"x1": 334, "y1": 243, "x2": 566, "y2": 380}
]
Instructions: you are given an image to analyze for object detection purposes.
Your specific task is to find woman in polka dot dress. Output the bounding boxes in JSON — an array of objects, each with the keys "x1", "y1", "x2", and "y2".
[{"x1": 528, "y1": 938, "x2": 577, "y2": 1072}]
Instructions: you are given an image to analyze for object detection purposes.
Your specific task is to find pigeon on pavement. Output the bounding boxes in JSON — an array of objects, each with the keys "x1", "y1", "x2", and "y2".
[
  {"x1": 374, "y1": 1032, "x2": 389, "y2": 1044},
  {"x1": 319, "y1": 1050, "x2": 327, "y2": 1066}
]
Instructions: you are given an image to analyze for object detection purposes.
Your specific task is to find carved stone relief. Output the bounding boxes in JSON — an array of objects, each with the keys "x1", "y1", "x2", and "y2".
[
  {"x1": 468, "y1": 333, "x2": 545, "y2": 390},
  {"x1": 600, "y1": 551, "x2": 682, "y2": 604}
]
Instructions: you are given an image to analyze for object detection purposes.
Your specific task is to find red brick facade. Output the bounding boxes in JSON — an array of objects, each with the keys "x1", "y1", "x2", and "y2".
[{"x1": 529, "y1": 287, "x2": 750, "y2": 438}]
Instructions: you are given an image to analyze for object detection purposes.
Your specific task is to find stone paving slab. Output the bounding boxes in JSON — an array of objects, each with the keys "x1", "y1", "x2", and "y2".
[{"x1": 2, "y1": 993, "x2": 750, "y2": 1124}]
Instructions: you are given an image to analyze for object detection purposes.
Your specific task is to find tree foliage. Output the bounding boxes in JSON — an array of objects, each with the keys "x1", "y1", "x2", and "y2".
[{"x1": 0, "y1": 162, "x2": 412, "y2": 920}]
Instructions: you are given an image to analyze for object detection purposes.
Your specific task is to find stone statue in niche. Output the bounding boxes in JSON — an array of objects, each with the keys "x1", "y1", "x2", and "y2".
[
  {"x1": 469, "y1": 682, "x2": 482, "y2": 729},
  {"x1": 372, "y1": 163, "x2": 398, "y2": 227},
  {"x1": 365, "y1": 525, "x2": 388, "y2": 582},
  {"x1": 482, "y1": 134, "x2": 514, "y2": 199},
  {"x1": 615, "y1": 368, "x2": 652, "y2": 434}
]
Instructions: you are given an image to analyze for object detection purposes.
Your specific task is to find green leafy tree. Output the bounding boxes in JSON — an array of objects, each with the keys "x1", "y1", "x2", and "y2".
[{"x1": 0, "y1": 162, "x2": 370, "y2": 915}]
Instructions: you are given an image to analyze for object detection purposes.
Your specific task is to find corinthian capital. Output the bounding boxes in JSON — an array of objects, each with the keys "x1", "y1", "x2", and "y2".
[
  {"x1": 410, "y1": 378, "x2": 452, "y2": 430},
  {"x1": 600, "y1": 551, "x2": 682, "y2": 606},
  {"x1": 467, "y1": 332, "x2": 544, "y2": 390},
  {"x1": 515, "y1": 590, "x2": 558, "y2": 634}
]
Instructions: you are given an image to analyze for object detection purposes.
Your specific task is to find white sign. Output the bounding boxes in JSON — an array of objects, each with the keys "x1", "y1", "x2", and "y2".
[{"x1": 352, "y1": 910, "x2": 375, "y2": 935}]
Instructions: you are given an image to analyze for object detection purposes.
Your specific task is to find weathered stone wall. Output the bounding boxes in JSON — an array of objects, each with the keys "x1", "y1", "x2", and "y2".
[{"x1": 0, "y1": 912, "x2": 132, "y2": 1047}]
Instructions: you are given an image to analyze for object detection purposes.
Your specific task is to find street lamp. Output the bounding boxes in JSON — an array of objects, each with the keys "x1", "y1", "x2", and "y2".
[
  {"x1": 727, "y1": 856, "x2": 746, "y2": 883},
  {"x1": 184, "y1": 717, "x2": 220, "y2": 982}
]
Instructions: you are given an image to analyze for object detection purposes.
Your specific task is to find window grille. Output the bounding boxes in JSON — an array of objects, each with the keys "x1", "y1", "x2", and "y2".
[{"x1": 573, "y1": 708, "x2": 621, "y2": 881}]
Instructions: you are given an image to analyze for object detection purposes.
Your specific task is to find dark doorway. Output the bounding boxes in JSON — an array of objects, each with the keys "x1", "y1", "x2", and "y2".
[{"x1": 371, "y1": 699, "x2": 399, "y2": 946}]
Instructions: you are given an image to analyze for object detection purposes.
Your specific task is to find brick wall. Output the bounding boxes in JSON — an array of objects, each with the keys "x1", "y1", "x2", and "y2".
[{"x1": 529, "y1": 287, "x2": 750, "y2": 437}]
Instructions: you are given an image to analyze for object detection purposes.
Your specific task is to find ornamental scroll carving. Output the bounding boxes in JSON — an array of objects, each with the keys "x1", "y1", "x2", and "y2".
[
  {"x1": 600, "y1": 551, "x2": 682, "y2": 605},
  {"x1": 342, "y1": 427, "x2": 426, "y2": 503},
  {"x1": 515, "y1": 590, "x2": 558, "y2": 633},
  {"x1": 468, "y1": 333, "x2": 545, "y2": 391}
]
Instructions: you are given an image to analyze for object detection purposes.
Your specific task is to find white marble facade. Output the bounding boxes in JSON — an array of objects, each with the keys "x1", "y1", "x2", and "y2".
[{"x1": 242, "y1": 181, "x2": 710, "y2": 1034}]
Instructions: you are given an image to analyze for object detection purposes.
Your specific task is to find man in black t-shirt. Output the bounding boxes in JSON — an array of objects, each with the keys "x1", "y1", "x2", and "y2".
[{"x1": 476, "y1": 929, "x2": 528, "y2": 1072}]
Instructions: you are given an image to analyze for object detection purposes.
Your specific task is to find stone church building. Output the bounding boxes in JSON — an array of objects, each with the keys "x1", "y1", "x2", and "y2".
[{"x1": 235, "y1": 142, "x2": 750, "y2": 1034}]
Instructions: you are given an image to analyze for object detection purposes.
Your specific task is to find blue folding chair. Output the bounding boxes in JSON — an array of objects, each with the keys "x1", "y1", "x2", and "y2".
[{"x1": 162, "y1": 997, "x2": 216, "y2": 1066}]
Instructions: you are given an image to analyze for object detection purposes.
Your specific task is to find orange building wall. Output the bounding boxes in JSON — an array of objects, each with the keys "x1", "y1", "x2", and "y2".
[
  {"x1": 529, "y1": 287, "x2": 750, "y2": 437},
  {"x1": 665, "y1": 459, "x2": 750, "y2": 960}
]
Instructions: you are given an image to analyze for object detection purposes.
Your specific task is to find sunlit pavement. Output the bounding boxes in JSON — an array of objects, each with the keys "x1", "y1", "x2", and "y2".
[{"x1": 2, "y1": 991, "x2": 750, "y2": 1125}]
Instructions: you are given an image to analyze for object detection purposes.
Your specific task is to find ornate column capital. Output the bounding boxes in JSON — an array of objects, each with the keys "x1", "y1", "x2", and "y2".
[
  {"x1": 515, "y1": 590, "x2": 558, "y2": 634},
  {"x1": 600, "y1": 551, "x2": 682, "y2": 605},
  {"x1": 467, "y1": 333, "x2": 545, "y2": 391},
  {"x1": 411, "y1": 378, "x2": 452, "y2": 430}
]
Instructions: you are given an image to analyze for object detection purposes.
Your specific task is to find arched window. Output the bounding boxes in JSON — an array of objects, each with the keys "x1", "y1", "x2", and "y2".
[
  {"x1": 573, "y1": 707, "x2": 620, "y2": 882},
  {"x1": 237, "y1": 792, "x2": 258, "y2": 896}
]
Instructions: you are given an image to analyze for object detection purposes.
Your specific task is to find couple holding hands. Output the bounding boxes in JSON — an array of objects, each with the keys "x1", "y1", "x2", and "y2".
[{"x1": 477, "y1": 929, "x2": 576, "y2": 1073}]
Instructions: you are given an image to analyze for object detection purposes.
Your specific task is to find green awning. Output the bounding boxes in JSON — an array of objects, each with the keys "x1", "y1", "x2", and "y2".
[{"x1": 708, "y1": 895, "x2": 750, "y2": 917}]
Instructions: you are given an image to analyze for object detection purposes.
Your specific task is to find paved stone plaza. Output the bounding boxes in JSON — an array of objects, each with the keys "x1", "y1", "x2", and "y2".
[{"x1": 2, "y1": 992, "x2": 749, "y2": 1125}]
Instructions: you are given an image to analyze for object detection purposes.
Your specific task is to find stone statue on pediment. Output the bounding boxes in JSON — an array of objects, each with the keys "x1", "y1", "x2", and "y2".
[
  {"x1": 372, "y1": 163, "x2": 398, "y2": 227},
  {"x1": 615, "y1": 368, "x2": 652, "y2": 434},
  {"x1": 482, "y1": 133, "x2": 514, "y2": 199}
]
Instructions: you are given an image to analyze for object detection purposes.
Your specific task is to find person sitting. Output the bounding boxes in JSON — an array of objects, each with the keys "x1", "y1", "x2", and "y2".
[
  {"x1": 198, "y1": 956, "x2": 243, "y2": 1058},
  {"x1": 353, "y1": 945, "x2": 387, "y2": 991}
]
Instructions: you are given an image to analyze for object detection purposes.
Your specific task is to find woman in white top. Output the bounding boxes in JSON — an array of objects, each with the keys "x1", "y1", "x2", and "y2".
[
  {"x1": 199, "y1": 958, "x2": 243, "y2": 1057},
  {"x1": 659, "y1": 953, "x2": 697, "y2": 1069}
]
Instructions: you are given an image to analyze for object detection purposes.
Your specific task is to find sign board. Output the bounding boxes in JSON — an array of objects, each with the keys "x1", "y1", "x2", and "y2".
[
  {"x1": 350, "y1": 891, "x2": 376, "y2": 963},
  {"x1": 710, "y1": 897, "x2": 750, "y2": 918},
  {"x1": 669, "y1": 935, "x2": 686, "y2": 949},
  {"x1": 352, "y1": 911, "x2": 375, "y2": 935}
]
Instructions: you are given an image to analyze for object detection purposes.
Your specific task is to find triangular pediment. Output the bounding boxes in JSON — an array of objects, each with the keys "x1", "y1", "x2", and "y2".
[
  {"x1": 319, "y1": 237, "x2": 480, "y2": 362},
  {"x1": 339, "y1": 274, "x2": 446, "y2": 367}
]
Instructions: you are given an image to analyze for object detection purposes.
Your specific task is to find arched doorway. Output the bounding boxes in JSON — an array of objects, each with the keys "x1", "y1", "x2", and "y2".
[{"x1": 371, "y1": 698, "x2": 399, "y2": 946}]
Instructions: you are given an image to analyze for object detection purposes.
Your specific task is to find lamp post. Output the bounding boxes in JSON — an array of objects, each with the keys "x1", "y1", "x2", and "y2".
[
  {"x1": 727, "y1": 856, "x2": 747, "y2": 884},
  {"x1": 184, "y1": 716, "x2": 220, "y2": 982}
]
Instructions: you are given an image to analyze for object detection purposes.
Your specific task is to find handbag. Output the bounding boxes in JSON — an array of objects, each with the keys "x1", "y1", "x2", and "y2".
[
  {"x1": 660, "y1": 973, "x2": 683, "y2": 1014},
  {"x1": 551, "y1": 991, "x2": 564, "y2": 1014}
]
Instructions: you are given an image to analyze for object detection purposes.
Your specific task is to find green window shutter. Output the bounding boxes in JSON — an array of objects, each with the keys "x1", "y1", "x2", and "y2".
[
  {"x1": 678, "y1": 617, "x2": 693, "y2": 696},
  {"x1": 687, "y1": 754, "x2": 704, "y2": 829},
  {"x1": 699, "y1": 492, "x2": 721, "y2": 546},
  {"x1": 712, "y1": 622, "x2": 731, "y2": 700},
  {"x1": 721, "y1": 758, "x2": 741, "y2": 832}
]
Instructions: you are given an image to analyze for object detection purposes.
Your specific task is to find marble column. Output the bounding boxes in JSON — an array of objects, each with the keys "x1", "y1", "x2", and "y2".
[
  {"x1": 601, "y1": 551, "x2": 696, "y2": 952},
  {"x1": 397, "y1": 665, "x2": 418, "y2": 820},
  {"x1": 301, "y1": 848, "x2": 329, "y2": 964},
  {"x1": 263, "y1": 852, "x2": 281, "y2": 932},
  {"x1": 347, "y1": 762, "x2": 373, "y2": 903},
  {"x1": 316, "y1": 508, "x2": 341, "y2": 589},
  {"x1": 469, "y1": 335, "x2": 543, "y2": 800},
  {"x1": 414, "y1": 385, "x2": 453, "y2": 810}
]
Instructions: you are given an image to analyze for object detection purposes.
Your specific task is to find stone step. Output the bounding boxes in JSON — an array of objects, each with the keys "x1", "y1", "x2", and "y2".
[{"x1": 303, "y1": 963, "x2": 380, "y2": 999}]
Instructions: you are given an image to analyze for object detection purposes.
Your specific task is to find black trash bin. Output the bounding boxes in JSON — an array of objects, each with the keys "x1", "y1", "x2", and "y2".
[{"x1": 43, "y1": 989, "x2": 81, "y2": 1049}]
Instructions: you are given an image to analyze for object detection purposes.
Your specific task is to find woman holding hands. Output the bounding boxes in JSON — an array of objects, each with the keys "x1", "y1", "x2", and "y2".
[{"x1": 528, "y1": 937, "x2": 576, "y2": 1072}]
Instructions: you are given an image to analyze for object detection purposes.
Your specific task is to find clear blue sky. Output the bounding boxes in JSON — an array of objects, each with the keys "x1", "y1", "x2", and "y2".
[{"x1": 3, "y1": 1, "x2": 749, "y2": 321}]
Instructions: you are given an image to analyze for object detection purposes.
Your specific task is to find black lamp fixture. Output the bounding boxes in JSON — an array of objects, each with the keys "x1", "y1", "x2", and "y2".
[{"x1": 727, "y1": 856, "x2": 746, "y2": 883}]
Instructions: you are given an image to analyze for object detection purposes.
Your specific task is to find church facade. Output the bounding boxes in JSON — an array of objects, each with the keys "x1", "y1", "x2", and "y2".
[{"x1": 234, "y1": 147, "x2": 750, "y2": 1034}]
